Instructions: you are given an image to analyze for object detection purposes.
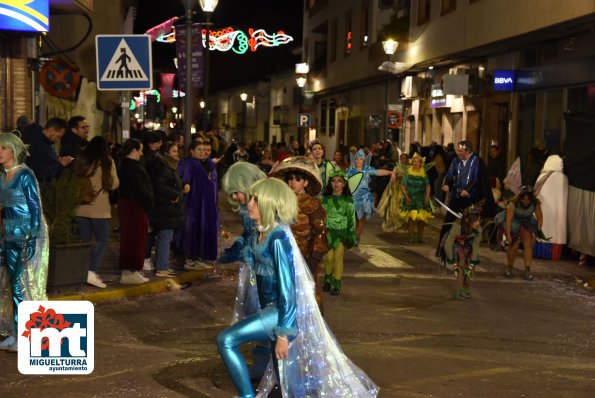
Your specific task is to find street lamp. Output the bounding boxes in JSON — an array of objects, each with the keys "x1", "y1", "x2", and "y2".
[
  {"x1": 199, "y1": 0, "x2": 219, "y2": 132},
  {"x1": 382, "y1": 39, "x2": 398, "y2": 141},
  {"x1": 240, "y1": 92, "x2": 248, "y2": 144},
  {"x1": 295, "y1": 62, "x2": 309, "y2": 146}
]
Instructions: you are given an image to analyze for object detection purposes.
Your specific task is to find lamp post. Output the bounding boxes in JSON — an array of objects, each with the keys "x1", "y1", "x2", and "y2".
[
  {"x1": 199, "y1": 0, "x2": 219, "y2": 132},
  {"x1": 295, "y1": 62, "x2": 309, "y2": 146},
  {"x1": 240, "y1": 92, "x2": 248, "y2": 144},
  {"x1": 179, "y1": 0, "x2": 196, "y2": 149},
  {"x1": 382, "y1": 39, "x2": 398, "y2": 142}
]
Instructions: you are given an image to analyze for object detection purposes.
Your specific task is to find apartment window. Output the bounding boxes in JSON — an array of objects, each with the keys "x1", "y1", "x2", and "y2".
[
  {"x1": 441, "y1": 0, "x2": 456, "y2": 15},
  {"x1": 321, "y1": 100, "x2": 328, "y2": 134},
  {"x1": 360, "y1": 1, "x2": 370, "y2": 48},
  {"x1": 329, "y1": 98, "x2": 337, "y2": 135},
  {"x1": 330, "y1": 19, "x2": 337, "y2": 62},
  {"x1": 345, "y1": 10, "x2": 353, "y2": 55},
  {"x1": 417, "y1": 0, "x2": 431, "y2": 25}
]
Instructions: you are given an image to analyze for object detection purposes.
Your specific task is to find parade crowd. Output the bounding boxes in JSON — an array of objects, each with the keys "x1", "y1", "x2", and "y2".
[{"x1": 0, "y1": 115, "x2": 575, "y2": 397}]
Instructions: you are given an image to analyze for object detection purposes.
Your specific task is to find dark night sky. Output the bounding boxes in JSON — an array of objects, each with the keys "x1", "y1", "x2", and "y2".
[{"x1": 134, "y1": 0, "x2": 303, "y2": 91}]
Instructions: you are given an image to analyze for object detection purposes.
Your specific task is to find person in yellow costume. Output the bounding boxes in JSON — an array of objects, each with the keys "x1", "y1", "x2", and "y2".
[{"x1": 399, "y1": 153, "x2": 433, "y2": 243}]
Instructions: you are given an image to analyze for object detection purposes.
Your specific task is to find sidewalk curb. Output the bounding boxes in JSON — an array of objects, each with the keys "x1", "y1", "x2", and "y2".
[{"x1": 50, "y1": 270, "x2": 210, "y2": 303}]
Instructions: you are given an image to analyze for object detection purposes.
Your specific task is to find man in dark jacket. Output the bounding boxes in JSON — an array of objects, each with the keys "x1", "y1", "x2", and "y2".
[
  {"x1": 60, "y1": 116, "x2": 90, "y2": 157},
  {"x1": 27, "y1": 117, "x2": 72, "y2": 182}
]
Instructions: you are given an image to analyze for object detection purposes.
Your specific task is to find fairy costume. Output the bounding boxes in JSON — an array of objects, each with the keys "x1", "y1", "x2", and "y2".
[
  {"x1": 0, "y1": 133, "x2": 49, "y2": 352},
  {"x1": 376, "y1": 162, "x2": 407, "y2": 232},
  {"x1": 321, "y1": 167, "x2": 356, "y2": 295},
  {"x1": 218, "y1": 178, "x2": 378, "y2": 398},
  {"x1": 346, "y1": 149, "x2": 378, "y2": 220},
  {"x1": 399, "y1": 161, "x2": 434, "y2": 223}
]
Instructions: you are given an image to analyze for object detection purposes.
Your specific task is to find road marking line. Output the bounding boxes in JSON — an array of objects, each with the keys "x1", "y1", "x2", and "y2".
[{"x1": 354, "y1": 246, "x2": 413, "y2": 268}]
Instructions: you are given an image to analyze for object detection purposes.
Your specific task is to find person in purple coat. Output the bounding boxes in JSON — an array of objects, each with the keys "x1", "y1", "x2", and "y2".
[{"x1": 177, "y1": 140, "x2": 219, "y2": 269}]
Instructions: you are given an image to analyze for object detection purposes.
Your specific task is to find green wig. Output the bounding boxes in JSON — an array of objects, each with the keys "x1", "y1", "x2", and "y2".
[
  {"x1": 222, "y1": 162, "x2": 267, "y2": 210},
  {"x1": 0, "y1": 132, "x2": 28, "y2": 165},
  {"x1": 249, "y1": 177, "x2": 298, "y2": 232}
]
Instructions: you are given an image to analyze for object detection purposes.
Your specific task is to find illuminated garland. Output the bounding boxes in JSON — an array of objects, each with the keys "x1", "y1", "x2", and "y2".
[
  {"x1": 155, "y1": 26, "x2": 293, "y2": 54},
  {"x1": 131, "y1": 89, "x2": 186, "y2": 110}
]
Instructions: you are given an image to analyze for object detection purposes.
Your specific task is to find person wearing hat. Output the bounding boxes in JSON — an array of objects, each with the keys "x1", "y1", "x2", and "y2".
[
  {"x1": 140, "y1": 130, "x2": 163, "y2": 172},
  {"x1": 272, "y1": 156, "x2": 328, "y2": 309}
]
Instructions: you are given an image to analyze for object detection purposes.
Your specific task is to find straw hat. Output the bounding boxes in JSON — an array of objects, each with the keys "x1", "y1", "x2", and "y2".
[{"x1": 271, "y1": 156, "x2": 323, "y2": 196}]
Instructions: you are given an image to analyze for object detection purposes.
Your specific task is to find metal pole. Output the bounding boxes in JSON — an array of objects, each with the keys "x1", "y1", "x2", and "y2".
[
  {"x1": 184, "y1": 7, "x2": 193, "y2": 148},
  {"x1": 242, "y1": 101, "x2": 246, "y2": 144},
  {"x1": 202, "y1": 12, "x2": 211, "y2": 132},
  {"x1": 385, "y1": 69, "x2": 390, "y2": 142}
]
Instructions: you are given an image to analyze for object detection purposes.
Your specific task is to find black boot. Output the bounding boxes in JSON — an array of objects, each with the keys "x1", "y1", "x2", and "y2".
[
  {"x1": 330, "y1": 279, "x2": 342, "y2": 296},
  {"x1": 323, "y1": 274, "x2": 332, "y2": 292}
]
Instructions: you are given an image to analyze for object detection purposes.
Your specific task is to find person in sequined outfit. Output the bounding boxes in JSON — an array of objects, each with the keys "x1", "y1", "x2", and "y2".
[
  {"x1": 216, "y1": 177, "x2": 378, "y2": 398},
  {"x1": 0, "y1": 132, "x2": 48, "y2": 352}
]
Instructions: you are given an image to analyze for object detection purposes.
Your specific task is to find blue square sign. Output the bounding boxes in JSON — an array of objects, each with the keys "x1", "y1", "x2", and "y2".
[{"x1": 96, "y1": 35, "x2": 152, "y2": 91}]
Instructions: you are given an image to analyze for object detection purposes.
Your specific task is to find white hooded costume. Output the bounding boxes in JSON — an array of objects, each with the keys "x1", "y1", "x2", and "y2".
[{"x1": 535, "y1": 155, "x2": 568, "y2": 244}]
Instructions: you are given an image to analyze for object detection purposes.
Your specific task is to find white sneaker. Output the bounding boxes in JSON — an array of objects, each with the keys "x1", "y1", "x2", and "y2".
[
  {"x1": 87, "y1": 271, "x2": 107, "y2": 288},
  {"x1": 155, "y1": 269, "x2": 176, "y2": 278},
  {"x1": 191, "y1": 261, "x2": 213, "y2": 270},
  {"x1": 120, "y1": 270, "x2": 150, "y2": 284},
  {"x1": 143, "y1": 258, "x2": 155, "y2": 271}
]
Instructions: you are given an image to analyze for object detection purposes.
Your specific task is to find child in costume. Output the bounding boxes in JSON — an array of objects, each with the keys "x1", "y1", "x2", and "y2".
[
  {"x1": 216, "y1": 177, "x2": 378, "y2": 398},
  {"x1": 219, "y1": 161, "x2": 269, "y2": 380},
  {"x1": 444, "y1": 204, "x2": 482, "y2": 300},
  {"x1": 272, "y1": 156, "x2": 328, "y2": 309},
  {"x1": 321, "y1": 167, "x2": 356, "y2": 296},
  {"x1": 0, "y1": 132, "x2": 49, "y2": 352},
  {"x1": 346, "y1": 149, "x2": 396, "y2": 242},
  {"x1": 399, "y1": 153, "x2": 434, "y2": 243}
]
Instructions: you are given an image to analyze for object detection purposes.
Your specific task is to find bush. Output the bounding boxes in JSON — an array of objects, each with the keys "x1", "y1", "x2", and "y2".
[{"x1": 40, "y1": 171, "x2": 83, "y2": 245}]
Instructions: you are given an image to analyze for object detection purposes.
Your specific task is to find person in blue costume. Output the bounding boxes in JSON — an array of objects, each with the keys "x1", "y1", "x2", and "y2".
[
  {"x1": 219, "y1": 161, "x2": 268, "y2": 380},
  {"x1": 217, "y1": 177, "x2": 379, "y2": 398},
  {"x1": 0, "y1": 132, "x2": 49, "y2": 353},
  {"x1": 346, "y1": 148, "x2": 396, "y2": 242}
]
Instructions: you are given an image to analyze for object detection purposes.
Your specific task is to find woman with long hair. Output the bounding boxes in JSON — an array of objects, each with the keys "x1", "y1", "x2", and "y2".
[
  {"x1": 117, "y1": 139, "x2": 154, "y2": 284},
  {"x1": 72, "y1": 136, "x2": 119, "y2": 289},
  {"x1": 0, "y1": 132, "x2": 48, "y2": 352}
]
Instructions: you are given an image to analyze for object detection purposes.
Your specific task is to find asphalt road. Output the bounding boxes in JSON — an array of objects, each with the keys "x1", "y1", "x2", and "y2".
[{"x1": 1, "y1": 209, "x2": 595, "y2": 397}]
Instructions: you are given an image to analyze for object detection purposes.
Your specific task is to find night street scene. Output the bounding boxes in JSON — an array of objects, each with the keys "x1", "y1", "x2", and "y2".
[{"x1": 1, "y1": 0, "x2": 595, "y2": 397}]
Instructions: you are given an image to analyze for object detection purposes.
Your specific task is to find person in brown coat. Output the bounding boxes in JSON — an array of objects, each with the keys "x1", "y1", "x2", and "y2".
[{"x1": 272, "y1": 156, "x2": 328, "y2": 310}]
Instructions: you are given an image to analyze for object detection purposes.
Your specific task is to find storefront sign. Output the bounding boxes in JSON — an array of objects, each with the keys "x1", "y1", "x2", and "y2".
[{"x1": 493, "y1": 70, "x2": 515, "y2": 91}]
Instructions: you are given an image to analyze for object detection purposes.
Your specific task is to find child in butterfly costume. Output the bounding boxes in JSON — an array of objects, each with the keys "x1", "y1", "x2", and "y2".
[
  {"x1": 346, "y1": 149, "x2": 396, "y2": 242},
  {"x1": 321, "y1": 167, "x2": 356, "y2": 296},
  {"x1": 443, "y1": 204, "x2": 482, "y2": 300},
  {"x1": 399, "y1": 153, "x2": 434, "y2": 243}
]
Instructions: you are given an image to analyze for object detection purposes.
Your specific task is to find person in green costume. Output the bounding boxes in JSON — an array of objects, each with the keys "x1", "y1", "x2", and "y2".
[
  {"x1": 321, "y1": 167, "x2": 356, "y2": 295},
  {"x1": 399, "y1": 152, "x2": 433, "y2": 243}
]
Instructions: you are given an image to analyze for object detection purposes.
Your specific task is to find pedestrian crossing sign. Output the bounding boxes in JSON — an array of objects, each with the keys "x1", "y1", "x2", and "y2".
[{"x1": 96, "y1": 35, "x2": 152, "y2": 91}]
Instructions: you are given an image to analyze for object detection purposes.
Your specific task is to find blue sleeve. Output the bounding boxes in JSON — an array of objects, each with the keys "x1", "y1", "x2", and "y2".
[
  {"x1": 22, "y1": 170, "x2": 42, "y2": 236},
  {"x1": 271, "y1": 234, "x2": 298, "y2": 338}
]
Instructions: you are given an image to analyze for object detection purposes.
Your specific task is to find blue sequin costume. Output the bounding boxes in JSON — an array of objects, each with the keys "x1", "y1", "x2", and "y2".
[
  {"x1": 219, "y1": 225, "x2": 379, "y2": 398},
  {"x1": 0, "y1": 166, "x2": 48, "y2": 336}
]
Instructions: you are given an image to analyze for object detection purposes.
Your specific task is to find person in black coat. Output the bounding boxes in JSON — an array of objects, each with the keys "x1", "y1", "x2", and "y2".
[
  {"x1": 149, "y1": 141, "x2": 188, "y2": 277},
  {"x1": 60, "y1": 116, "x2": 90, "y2": 158},
  {"x1": 118, "y1": 139, "x2": 154, "y2": 284},
  {"x1": 26, "y1": 117, "x2": 72, "y2": 182}
]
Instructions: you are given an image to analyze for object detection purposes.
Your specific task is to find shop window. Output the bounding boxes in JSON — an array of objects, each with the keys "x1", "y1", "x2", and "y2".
[
  {"x1": 321, "y1": 100, "x2": 328, "y2": 134},
  {"x1": 441, "y1": 0, "x2": 456, "y2": 15},
  {"x1": 567, "y1": 86, "x2": 595, "y2": 113},
  {"x1": 544, "y1": 90, "x2": 562, "y2": 153},
  {"x1": 329, "y1": 98, "x2": 337, "y2": 135},
  {"x1": 417, "y1": 0, "x2": 431, "y2": 25},
  {"x1": 517, "y1": 93, "x2": 536, "y2": 182}
]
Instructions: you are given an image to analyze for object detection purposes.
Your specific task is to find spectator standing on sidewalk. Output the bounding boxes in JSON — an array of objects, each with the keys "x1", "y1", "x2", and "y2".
[
  {"x1": 150, "y1": 142, "x2": 188, "y2": 277},
  {"x1": 177, "y1": 141, "x2": 218, "y2": 269},
  {"x1": 117, "y1": 139, "x2": 154, "y2": 284},
  {"x1": 26, "y1": 117, "x2": 72, "y2": 182},
  {"x1": 60, "y1": 116, "x2": 90, "y2": 158},
  {"x1": 72, "y1": 136, "x2": 120, "y2": 289}
]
